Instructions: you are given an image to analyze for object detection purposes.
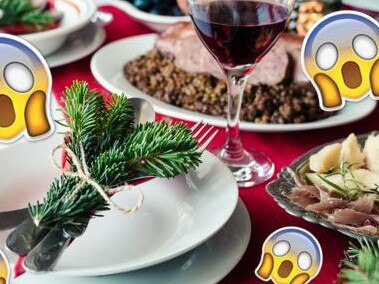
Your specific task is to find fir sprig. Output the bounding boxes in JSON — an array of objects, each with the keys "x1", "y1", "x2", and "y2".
[
  {"x1": 338, "y1": 238, "x2": 379, "y2": 284},
  {"x1": 123, "y1": 122, "x2": 201, "y2": 177},
  {"x1": 0, "y1": 0, "x2": 53, "y2": 27},
  {"x1": 29, "y1": 81, "x2": 202, "y2": 228},
  {"x1": 28, "y1": 176, "x2": 108, "y2": 228}
]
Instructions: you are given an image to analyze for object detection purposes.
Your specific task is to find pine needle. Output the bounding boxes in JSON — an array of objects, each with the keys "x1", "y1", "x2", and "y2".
[
  {"x1": 0, "y1": 0, "x2": 53, "y2": 27},
  {"x1": 339, "y1": 238, "x2": 379, "y2": 284}
]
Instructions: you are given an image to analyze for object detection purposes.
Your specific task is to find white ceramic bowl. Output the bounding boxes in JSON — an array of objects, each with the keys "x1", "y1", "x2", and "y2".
[
  {"x1": 111, "y1": 0, "x2": 189, "y2": 32},
  {"x1": 22, "y1": 0, "x2": 97, "y2": 56}
]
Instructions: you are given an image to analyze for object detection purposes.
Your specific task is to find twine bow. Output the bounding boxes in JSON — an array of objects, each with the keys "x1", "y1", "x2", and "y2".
[{"x1": 51, "y1": 143, "x2": 144, "y2": 216}]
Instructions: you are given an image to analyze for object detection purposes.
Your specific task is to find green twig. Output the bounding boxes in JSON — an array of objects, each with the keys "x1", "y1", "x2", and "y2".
[{"x1": 29, "y1": 81, "x2": 202, "y2": 228}]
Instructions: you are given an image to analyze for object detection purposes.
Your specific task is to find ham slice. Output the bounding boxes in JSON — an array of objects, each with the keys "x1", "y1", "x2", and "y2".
[
  {"x1": 279, "y1": 33, "x2": 309, "y2": 84},
  {"x1": 155, "y1": 22, "x2": 295, "y2": 86},
  {"x1": 306, "y1": 198, "x2": 347, "y2": 214},
  {"x1": 288, "y1": 185, "x2": 320, "y2": 208},
  {"x1": 330, "y1": 209, "x2": 371, "y2": 227},
  {"x1": 348, "y1": 195, "x2": 376, "y2": 214},
  {"x1": 336, "y1": 224, "x2": 378, "y2": 235}
]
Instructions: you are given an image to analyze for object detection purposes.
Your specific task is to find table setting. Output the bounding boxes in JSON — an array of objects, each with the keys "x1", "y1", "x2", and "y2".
[{"x1": 0, "y1": 0, "x2": 379, "y2": 283}]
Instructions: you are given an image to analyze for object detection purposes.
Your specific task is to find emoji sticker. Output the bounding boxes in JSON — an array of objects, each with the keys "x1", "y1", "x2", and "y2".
[
  {"x1": 0, "y1": 249, "x2": 9, "y2": 284},
  {"x1": 0, "y1": 33, "x2": 54, "y2": 143},
  {"x1": 302, "y1": 11, "x2": 379, "y2": 111},
  {"x1": 255, "y1": 227, "x2": 322, "y2": 284}
]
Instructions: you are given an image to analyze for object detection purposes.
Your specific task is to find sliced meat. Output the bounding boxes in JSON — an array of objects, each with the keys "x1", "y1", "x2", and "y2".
[
  {"x1": 369, "y1": 214, "x2": 379, "y2": 224},
  {"x1": 336, "y1": 224, "x2": 378, "y2": 235},
  {"x1": 288, "y1": 185, "x2": 320, "y2": 207},
  {"x1": 330, "y1": 209, "x2": 371, "y2": 227},
  {"x1": 156, "y1": 23, "x2": 291, "y2": 86},
  {"x1": 317, "y1": 185, "x2": 331, "y2": 202},
  {"x1": 277, "y1": 34, "x2": 309, "y2": 84},
  {"x1": 300, "y1": 185, "x2": 320, "y2": 200},
  {"x1": 155, "y1": 22, "x2": 195, "y2": 54},
  {"x1": 174, "y1": 32, "x2": 223, "y2": 78},
  {"x1": 306, "y1": 198, "x2": 347, "y2": 214},
  {"x1": 247, "y1": 47, "x2": 290, "y2": 85},
  {"x1": 372, "y1": 205, "x2": 379, "y2": 215},
  {"x1": 348, "y1": 195, "x2": 376, "y2": 214}
]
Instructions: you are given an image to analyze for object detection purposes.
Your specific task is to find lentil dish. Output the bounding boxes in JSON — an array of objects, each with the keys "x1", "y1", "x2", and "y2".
[{"x1": 123, "y1": 49, "x2": 334, "y2": 124}]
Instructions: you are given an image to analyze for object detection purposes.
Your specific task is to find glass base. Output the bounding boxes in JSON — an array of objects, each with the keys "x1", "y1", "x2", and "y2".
[{"x1": 215, "y1": 148, "x2": 275, "y2": 188}]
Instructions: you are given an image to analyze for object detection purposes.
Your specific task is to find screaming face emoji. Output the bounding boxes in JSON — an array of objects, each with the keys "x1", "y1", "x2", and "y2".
[
  {"x1": 0, "y1": 249, "x2": 9, "y2": 284},
  {"x1": 255, "y1": 227, "x2": 322, "y2": 284},
  {"x1": 0, "y1": 34, "x2": 54, "y2": 142},
  {"x1": 302, "y1": 11, "x2": 379, "y2": 111}
]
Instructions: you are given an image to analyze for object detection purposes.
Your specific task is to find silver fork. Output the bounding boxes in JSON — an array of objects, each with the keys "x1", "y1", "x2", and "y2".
[{"x1": 191, "y1": 120, "x2": 219, "y2": 153}]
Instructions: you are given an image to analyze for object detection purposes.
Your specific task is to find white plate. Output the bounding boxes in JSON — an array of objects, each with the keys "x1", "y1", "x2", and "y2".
[
  {"x1": 22, "y1": 0, "x2": 96, "y2": 56},
  {"x1": 110, "y1": 0, "x2": 190, "y2": 32},
  {"x1": 47, "y1": 22, "x2": 106, "y2": 68},
  {"x1": 342, "y1": 0, "x2": 379, "y2": 11},
  {"x1": 0, "y1": 109, "x2": 238, "y2": 276},
  {"x1": 91, "y1": 34, "x2": 377, "y2": 133},
  {"x1": 9, "y1": 200, "x2": 250, "y2": 284}
]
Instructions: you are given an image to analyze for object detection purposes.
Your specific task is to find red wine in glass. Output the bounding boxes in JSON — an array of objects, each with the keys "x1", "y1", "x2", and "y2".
[
  {"x1": 187, "y1": 0, "x2": 294, "y2": 187},
  {"x1": 190, "y1": 1, "x2": 288, "y2": 69}
]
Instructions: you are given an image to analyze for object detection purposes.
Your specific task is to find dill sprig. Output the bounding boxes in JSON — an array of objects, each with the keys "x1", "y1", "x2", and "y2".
[
  {"x1": 28, "y1": 81, "x2": 202, "y2": 228},
  {"x1": 317, "y1": 162, "x2": 378, "y2": 201},
  {"x1": 0, "y1": 0, "x2": 53, "y2": 27},
  {"x1": 338, "y1": 238, "x2": 379, "y2": 284}
]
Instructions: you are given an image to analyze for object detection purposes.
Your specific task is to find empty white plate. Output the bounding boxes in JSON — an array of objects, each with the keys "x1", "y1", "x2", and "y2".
[
  {"x1": 91, "y1": 34, "x2": 377, "y2": 133},
  {"x1": 0, "y1": 106, "x2": 238, "y2": 276},
  {"x1": 10, "y1": 200, "x2": 250, "y2": 284},
  {"x1": 46, "y1": 22, "x2": 105, "y2": 68}
]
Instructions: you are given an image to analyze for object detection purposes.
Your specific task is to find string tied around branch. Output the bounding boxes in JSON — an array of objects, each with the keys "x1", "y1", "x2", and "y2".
[{"x1": 51, "y1": 142, "x2": 144, "y2": 216}]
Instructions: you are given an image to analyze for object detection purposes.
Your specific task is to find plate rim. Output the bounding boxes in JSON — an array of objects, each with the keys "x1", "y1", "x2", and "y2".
[
  {"x1": 47, "y1": 23, "x2": 106, "y2": 68},
  {"x1": 90, "y1": 33, "x2": 377, "y2": 133},
  {"x1": 11, "y1": 200, "x2": 251, "y2": 284},
  {"x1": 266, "y1": 131, "x2": 379, "y2": 240}
]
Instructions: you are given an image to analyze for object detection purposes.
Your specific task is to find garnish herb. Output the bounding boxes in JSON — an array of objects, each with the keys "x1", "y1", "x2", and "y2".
[
  {"x1": 0, "y1": 0, "x2": 53, "y2": 27},
  {"x1": 317, "y1": 162, "x2": 378, "y2": 201},
  {"x1": 338, "y1": 238, "x2": 379, "y2": 284}
]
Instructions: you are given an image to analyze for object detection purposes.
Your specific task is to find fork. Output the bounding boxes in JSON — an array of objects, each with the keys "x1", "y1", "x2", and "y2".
[{"x1": 191, "y1": 120, "x2": 219, "y2": 153}]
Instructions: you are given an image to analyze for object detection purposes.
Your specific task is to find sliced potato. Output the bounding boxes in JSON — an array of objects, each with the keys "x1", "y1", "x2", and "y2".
[
  {"x1": 307, "y1": 172, "x2": 344, "y2": 192},
  {"x1": 363, "y1": 134, "x2": 379, "y2": 174},
  {"x1": 340, "y1": 133, "x2": 365, "y2": 168},
  {"x1": 307, "y1": 169, "x2": 379, "y2": 192},
  {"x1": 353, "y1": 169, "x2": 379, "y2": 189},
  {"x1": 309, "y1": 143, "x2": 341, "y2": 173}
]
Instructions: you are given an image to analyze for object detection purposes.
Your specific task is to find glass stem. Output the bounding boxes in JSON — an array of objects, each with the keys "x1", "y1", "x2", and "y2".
[{"x1": 223, "y1": 70, "x2": 248, "y2": 161}]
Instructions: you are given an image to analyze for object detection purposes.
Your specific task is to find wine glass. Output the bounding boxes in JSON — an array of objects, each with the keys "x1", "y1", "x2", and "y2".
[{"x1": 187, "y1": 0, "x2": 295, "y2": 187}]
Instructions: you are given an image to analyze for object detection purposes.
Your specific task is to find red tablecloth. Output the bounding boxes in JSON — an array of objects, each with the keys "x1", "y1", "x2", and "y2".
[{"x1": 52, "y1": 5, "x2": 379, "y2": 284}]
